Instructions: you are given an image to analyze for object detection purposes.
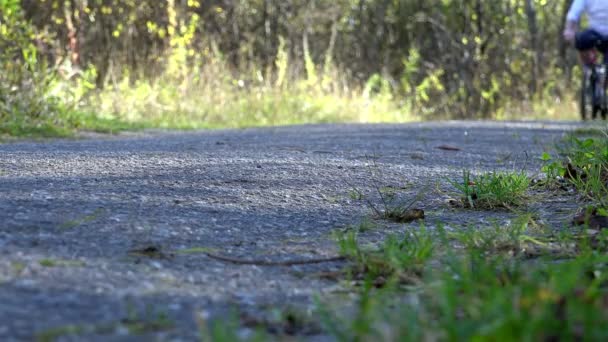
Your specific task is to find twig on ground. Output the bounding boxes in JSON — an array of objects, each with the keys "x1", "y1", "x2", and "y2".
[{"x1": 204, "y1": 252, "x2": 346, "y2": 266}]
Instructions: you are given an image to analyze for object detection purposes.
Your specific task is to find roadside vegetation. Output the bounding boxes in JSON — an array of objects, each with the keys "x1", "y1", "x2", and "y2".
[{"x1": 1, "y1": 1, "x2": 582, "y2": 139}]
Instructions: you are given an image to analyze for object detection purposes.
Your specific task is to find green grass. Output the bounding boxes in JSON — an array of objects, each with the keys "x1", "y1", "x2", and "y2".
[
  {"x1": 2, "y1": 81, "x2": 583, "y2": 140},
  {"x1": 317, "y1": 219, "x2": 608, "y2": 341},
  {"x1": 449, "y1": 170, "x2": 530, "y2": 209},
  {"x1": 88, "y1": 80, "x2": 415, "y2": 130},
  {"x1": 542, "y1": 132, "x2": 608, "y2": 208},
  {"x1": 2, "y1": 82, "x2": 415, "y2": 139},
  {"x1": 0, "y1": 111, "x2": 144, "y2": 140},
  {"x1": 561, "y1": 135, "x2": 608, "y2": 207},
  {"x1": 336, "y1": 226, "x2": 435, "y2": 284}
]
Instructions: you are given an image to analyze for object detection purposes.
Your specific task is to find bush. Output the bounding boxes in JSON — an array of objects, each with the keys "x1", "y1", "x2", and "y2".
[{"x1": 0, "y1": 1, "x2": 67, "y2": 136}]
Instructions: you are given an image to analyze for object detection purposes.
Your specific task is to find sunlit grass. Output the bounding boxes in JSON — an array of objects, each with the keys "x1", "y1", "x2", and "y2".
[{"x1": 89, "y1": 79, "x2": 417, "y2": 130}]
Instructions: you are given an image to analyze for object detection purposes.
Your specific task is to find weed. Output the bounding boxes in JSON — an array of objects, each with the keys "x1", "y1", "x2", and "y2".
[
  {"x1": 551, "y1": 134, "x2": 608, "y2": 208},
  {"x1": 337, "y1": 225, "x2": 434, "y2": 284},
  {"x1": 448, "y1": 215, "x2": 572, "y2": 258},
  {"x1": 563, "y1": 135, "x2": 608, "y2": 205},
  {"x1": 348, "y1": 159, "x2": 427, "y2": 223},
  {"x1": 540, "y1": 152, "x2": 566, "y2": 184},
  {"x1": 448, "y1": 170, "x2": 530, "y2": 209}
]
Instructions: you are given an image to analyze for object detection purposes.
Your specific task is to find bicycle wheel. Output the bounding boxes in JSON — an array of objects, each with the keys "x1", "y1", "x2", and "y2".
[
  {"x1": 580, "y1": 67, "x2": 600, "y2": 120},
  {"x1": 579, "y1": 67, "x2": 592, "y2": 121}
]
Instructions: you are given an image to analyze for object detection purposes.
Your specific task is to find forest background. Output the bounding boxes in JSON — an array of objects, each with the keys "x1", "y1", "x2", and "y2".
[{"x1": 0, "y1": 0, "x2": 582, "y2": 136}]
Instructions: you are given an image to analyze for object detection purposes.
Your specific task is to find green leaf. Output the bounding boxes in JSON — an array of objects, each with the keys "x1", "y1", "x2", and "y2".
[
  {"x1": 582, "y1": 138, "x2": 595, "y2": 149},
  {"x1": 540, "y1": 152, "x2": 551, "y2": 161}
]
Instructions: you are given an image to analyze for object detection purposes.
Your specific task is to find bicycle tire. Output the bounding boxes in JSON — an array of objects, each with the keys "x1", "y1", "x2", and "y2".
[{"x1": 581, "y1": 68, "x2": 593, "y2": 120}]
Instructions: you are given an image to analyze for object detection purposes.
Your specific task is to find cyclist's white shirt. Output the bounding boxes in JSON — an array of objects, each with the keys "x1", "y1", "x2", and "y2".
[{"x1": 568, "y1": 0, "x2": 608, "y2": 36}]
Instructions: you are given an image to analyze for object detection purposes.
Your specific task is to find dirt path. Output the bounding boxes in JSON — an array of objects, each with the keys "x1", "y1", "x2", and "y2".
[{"x1": 0, "y1": 121, "x2": 588, "y2": 340}]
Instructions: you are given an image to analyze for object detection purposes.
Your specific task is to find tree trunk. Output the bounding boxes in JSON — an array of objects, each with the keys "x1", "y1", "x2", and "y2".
[
  {"x1": 559, "y1": 0, "x2": 575, "y2": 87},
  {"x1": 525, "y1": 0, "x2": 540, "y2": 96}
]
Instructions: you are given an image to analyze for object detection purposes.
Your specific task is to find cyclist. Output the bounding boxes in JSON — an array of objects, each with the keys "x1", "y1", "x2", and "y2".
[
  {"x1": 563, "y1": 0, "x2": 608, "y2": 65},
  {"x1": 564, "y1": 0, "x2": 608, "y2": 119}
]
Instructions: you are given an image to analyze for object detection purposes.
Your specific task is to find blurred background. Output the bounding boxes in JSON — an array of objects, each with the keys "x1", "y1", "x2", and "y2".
[{"x1": 0, "y1": 0, "x2": 581, "y2": 137}]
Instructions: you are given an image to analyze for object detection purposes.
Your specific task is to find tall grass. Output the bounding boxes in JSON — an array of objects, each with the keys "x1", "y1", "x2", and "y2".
[{"x1": 87, "y1": 57, "x2": 417, "y2": 129}]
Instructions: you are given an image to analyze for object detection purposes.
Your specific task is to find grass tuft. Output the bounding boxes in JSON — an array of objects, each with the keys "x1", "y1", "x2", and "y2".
[
  {"x1": 449, "y1": 170, "x2": 530, "y2": 209},
  {"x1": 337, "y1": 225, "x2": 434, "y2": 285}
]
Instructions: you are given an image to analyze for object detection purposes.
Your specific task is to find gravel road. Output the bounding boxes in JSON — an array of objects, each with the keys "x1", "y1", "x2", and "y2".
[{"x1": 0, "y1": 121, "x2": 588, "y2": 341}]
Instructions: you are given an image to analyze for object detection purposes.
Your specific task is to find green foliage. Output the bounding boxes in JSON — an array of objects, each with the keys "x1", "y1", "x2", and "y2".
[
  {"x1": 449, "y1": 170, "x2": 530, "y2": 209},
  {"x1": 337, "y1": 225, "x2": 435, "y2": 282},
  {"x1": 321, "y1": 224, "x2": 608, "y2": 341},
  {"x1": 10, "y1": 0, "x2": 581, "y2": 127},
  {"x1": 0, "y1": 0, "x2": 584, "y2": 137},
  {"x1": 0, "y1": 3, "x2": 64, "y2": 134},
  {"x1": 557, "y1": 134, "x2": 608, "y2": 208},
  {"x1": 541, "y1": 152, "x2": 566, "y2": 182},
  {"x1": 448, "y1": 215, "x2": 554, "y2": 257},
  {"x1": 0, "y1": 2, "x2": 136, "y2": 138}
]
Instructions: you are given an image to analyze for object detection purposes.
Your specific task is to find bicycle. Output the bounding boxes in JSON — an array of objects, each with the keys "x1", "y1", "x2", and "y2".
[{"x1": 580, "y1": 49, "x2": 607, "y2": 120}]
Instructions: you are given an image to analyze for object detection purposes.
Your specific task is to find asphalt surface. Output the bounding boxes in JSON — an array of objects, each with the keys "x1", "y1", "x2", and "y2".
[{"x1": 0, "y1": 121, "x2": 589, "y2": 341}]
